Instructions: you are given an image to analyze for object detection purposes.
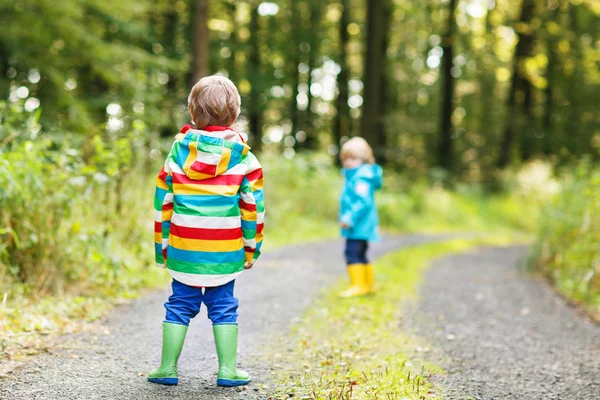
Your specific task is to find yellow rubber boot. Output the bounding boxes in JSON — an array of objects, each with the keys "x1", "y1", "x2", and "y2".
[
  {"x1": 364, "y1": 263, "x2": 376, "y2": 294},
  {"x1": 338, "y1": 264, "x2": 369, "y2": 298}
]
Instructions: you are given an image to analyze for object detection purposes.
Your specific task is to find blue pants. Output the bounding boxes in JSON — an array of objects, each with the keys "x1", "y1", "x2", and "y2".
[
  {"x1": 164, "y1": 279, "x2": 238, "y2": 326},
  {"x1": 345, "y1": 239, "x2": 369, "y2": 264}
]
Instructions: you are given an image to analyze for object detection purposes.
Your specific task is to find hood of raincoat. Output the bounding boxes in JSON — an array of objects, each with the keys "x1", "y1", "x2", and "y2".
[
  {"x1": 342, "y1": 163, "x2": 383, "y2": 190},
  {"x1": 173, "y1": 126, "x2": 251, "y2": 181}
]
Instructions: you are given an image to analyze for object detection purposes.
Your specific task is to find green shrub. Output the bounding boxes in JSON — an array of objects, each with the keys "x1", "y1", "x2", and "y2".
[
  {"x1": 261, "y1": 153, "x2": 340, "y2": 248},
  {"x1": 532, "y1": 160, "x2": 600, "y2": 314}
]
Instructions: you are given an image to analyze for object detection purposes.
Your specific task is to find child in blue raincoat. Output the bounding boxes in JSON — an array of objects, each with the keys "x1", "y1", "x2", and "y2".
[{"x1": 338, "y1": 137, "x2": 383, "y2": 297}]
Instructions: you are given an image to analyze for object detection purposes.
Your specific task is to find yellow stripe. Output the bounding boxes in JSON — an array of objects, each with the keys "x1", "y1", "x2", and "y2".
[
  {"x1": 241, "y1": 208, "x2": 257, "y2": 221},
  {"x1": 169, "y1": 236, "x2": 244, "y2": 252},
  {"x1": 186, "y1": 170, "x2": 215, "y2": 180},
  {"x1": 173, "y1": 183, "x2": 238, "y2": 196},
  {"x1": 251, "y1": 177, "x2": 264, "y2": 191},
  {"x1": 216, "y1": 148, "x2": 232, "y2": 176},
  {"x1": 156, "y1": 177, "x2": 169, "y2": 190},
  {"x1": 183, "y1": 142, "x2": 197, "y2": 174},
  {"x1": 163, "y1": 209, "x2": 174, "y2": 221},
  {"x1": 154, "y1": 232, "x2": 162, "y2": 243}
]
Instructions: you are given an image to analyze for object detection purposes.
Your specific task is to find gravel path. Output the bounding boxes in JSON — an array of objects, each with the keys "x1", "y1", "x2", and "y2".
[
  {"x1": 0, "y1": 235, "x2": 444, "y2": 400},
  {"x1": 403, "y1": 246, "x2": 600, "y2": 400}
]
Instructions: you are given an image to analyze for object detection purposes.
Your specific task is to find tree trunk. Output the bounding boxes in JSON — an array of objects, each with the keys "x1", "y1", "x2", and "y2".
[
  {"x1": 189, "y1": 0, "x2": 209, "y2": 87},
  {"x1": 361, "y1": 0, "x2": 391, "y2": 164},
  {"x1": 497, "y1": 0, "x2": 535, "y2": 168},
  {"x1": 479, "y1": 2, "x2": 496, "y2": 144},
  {"x1": 163, "y1": 5, "x2": 179, "y2": 94},
  {"x1": 225, "y1": 1, "x2": 238, "y2": 84},
  {"x1": 438, "y1": 0, "x2": 457, "y2": 172},
  {"x1": 289, "y1": 0, "x2": 301, "y2": 143},
  {"x1": 542, "y1": 7, "x2": 558, "y2": 156},
  {"x1": 247, "y1": 3, "x2": 263, "y2": 150},
  {"x1": 300, "y1": 3, "x2": 322, "y2": 151},
  {"x1": 333, "y1": 0, "x2": 351, "y2": 164},
  {"x1": 567, "y1": 3, "x2": 583, "y2": 156}
]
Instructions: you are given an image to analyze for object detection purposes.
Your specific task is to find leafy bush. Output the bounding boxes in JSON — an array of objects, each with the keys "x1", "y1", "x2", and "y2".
[
  {"x1": 261, "y1": 153, "x2": 340, "y2": 248},
  {"x1": 532, "y1": 160, "x2": 600, "y2": 316},
  {"x1": 0, "y1": 100, "x2": 156, "y2": 295}
]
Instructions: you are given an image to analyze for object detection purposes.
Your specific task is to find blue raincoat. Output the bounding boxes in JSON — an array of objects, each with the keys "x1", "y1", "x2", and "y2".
[{"x1": 339, "y1": 164, "x2": 383, "y2": 242}]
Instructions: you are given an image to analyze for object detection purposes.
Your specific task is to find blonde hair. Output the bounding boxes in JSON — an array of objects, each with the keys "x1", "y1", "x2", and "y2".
[
  {"x1": 340, "y1": 137, "x2": 375, "y2": 164},
  {"x1": 188, "y1": 75, "x2": 241, "y2": 128}
]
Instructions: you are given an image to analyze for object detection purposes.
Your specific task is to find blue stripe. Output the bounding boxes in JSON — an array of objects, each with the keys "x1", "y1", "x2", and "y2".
[
  {"x1": 241, "y1": 220, "x2": 256, "y2": 231},
  {"x1": 167, "y1": 247, "x2": 245, "y2": 263},
  {"x1": 173, "y1": 143, "x2": 190, "y2": 168},
  {"x1": 253, "y1": 189, "x2": 264, "y2": 202},
  {"x1": 155, "y1": 187, "x2": 168, "y2": 200},
  {"x1": 174, "y1": 194, "x2": 238, "y2": 207},
  {"x1": 162, "y1": 221, "x2": 171, "y2": 236}
]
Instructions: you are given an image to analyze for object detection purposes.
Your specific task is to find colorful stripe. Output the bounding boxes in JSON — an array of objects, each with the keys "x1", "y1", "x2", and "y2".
[{"x1": 154, "y1": 126, "x2": 265, "y2": 287}]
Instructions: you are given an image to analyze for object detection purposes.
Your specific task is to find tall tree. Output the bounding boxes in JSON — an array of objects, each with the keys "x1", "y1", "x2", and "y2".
[
  {"x1": 190, "y1": 0, "x2": 209, "y2": 87},
  {"x1": 438, "y1": 0, "x2": 457, "y2": 171},
  {"x1": 542, "y1": 5, "x2": 559, "y2": 155},
  {"x1": 333, "y1": 0, "x2": 351, "y2": 161},
  {"x1": 497, "y1": 0, "x2": 535, "y2": 168},
  {"x1": 361, "y1": 0, "x2": 391, "y2": 163},
  {"x1": 247, "y1": 3, "x2": 263, "y2": 150},
  {"x1": 289, "y1": 0, "x2": 302, "y2": 142},
  {"x1": 302, "y1": 2, "x2": 322, "y2": 150}
]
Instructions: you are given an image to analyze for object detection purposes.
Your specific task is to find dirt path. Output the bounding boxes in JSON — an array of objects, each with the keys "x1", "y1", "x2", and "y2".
[
  {"x1": 0, "y1": 235, "x2": 444, "y2": 400},
  {"x1": 403, "y1": 246, "x2": 600, "y2": 400}
]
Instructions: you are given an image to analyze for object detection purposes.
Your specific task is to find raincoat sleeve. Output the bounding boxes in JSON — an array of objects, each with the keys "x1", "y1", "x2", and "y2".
[
  {"x1": 154, "y1": 161, "x2": 174, "y2": 268},
  {"x1": 340, "y1": 178, "x2": 372, "y2": 228},
  {"x1": 239, "y1": 154, "x2": 265, "y2": 264}
]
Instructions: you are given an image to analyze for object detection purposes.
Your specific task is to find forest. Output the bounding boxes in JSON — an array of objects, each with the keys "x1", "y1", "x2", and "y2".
[{"x1": 0, "y1": 0, "x2": 599, "y2": 391}]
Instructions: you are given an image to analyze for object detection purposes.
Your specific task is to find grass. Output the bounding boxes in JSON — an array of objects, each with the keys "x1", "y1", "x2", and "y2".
[
  {"x1": 267, "y1": 236, "x2": 516, "y2": 400},
  {"x1": 530, "y1": 160, "x2": 600, "y2": 321}
]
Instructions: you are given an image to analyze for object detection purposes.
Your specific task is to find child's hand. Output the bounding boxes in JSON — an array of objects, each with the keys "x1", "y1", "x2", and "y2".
[
  {"x1": 340, "y1": 222, "x2": 350, "y2": 229},
  {"x1": 244, "y1": 262, "x2": 254, "y2": 270}
]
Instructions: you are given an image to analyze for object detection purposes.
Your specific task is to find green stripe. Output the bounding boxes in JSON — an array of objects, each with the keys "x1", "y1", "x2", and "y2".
[
  {"x1": 167, "y1": 259, "x2": 244, "y2": 275},
  {"x1": 175, "y1": 204, "x2": 240, "y2": 217},
  {"x1": 243, "y1": 230, "x2": 256, "y2": 239}
]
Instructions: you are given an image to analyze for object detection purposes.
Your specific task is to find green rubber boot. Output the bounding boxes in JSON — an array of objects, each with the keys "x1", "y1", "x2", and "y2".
[
  {"x1": 213, "y1": 324, "x2": 251, "y2": 387},
  {"x1": 148, "y1": 322, "x2": 188, "y2": 385}
]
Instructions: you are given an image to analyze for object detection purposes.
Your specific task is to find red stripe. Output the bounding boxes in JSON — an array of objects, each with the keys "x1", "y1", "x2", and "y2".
[
  {"x1": 171, "y1": 224, "x2": 242, "y2": 240},
  {"x1": 239, "y1": 199, "x2": 257, "y2": 212},
  {"x1": 189, "y1": 161, "x2": 218, "y2": 176},
  {"x1": 244, "y1": 247, "x2": 255, "y2": 253},
  {"x1": 180, "y1": 124, "x2": 193, "y2": 133},
  {"x1": 154, "y1": 221, "x2": 162, "y2": 232},
  {"x1": 203, "y1": 125, "x2": 230, "y2": 132},
  {"x1": 172, "y1": 172, "x2": 244, "y2": 186},
  {"x1": 257, "y1": 223, "x2": 264, "y2": 234},
  {"x1": 158, "y1": 167, "x2": 168, "y2": 181},
  {"x1": 246, "y1": 168, "x2": 263, "y2": 182},
  {"x1": 163, "y1": 203, "x2": 173, "y2": 211}
]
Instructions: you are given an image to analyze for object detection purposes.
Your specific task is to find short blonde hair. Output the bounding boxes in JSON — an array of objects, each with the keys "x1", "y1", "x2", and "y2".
[
  {"x1": 188, "y1": 75, "x2": 241, "y2": 128},
  {"x1": 340, "y1": 137, "x2": 375, "y2": 164}
]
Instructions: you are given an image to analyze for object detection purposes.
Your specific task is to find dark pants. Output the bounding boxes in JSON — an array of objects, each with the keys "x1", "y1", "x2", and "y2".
[
  {"x1": 164, "y1": 279, "x2": 238, "y2": 326},
  {"x1": 344, "y1": 239, "x2": 369, "y2": 265}
]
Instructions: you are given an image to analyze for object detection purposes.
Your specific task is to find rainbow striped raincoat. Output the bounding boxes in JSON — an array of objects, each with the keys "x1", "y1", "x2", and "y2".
[{"x1": 154, "y1": 126, "x2": 264, "y2": 287}]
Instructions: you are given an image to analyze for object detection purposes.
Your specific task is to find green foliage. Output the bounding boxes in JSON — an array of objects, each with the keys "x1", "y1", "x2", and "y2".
[
  {"x1": 0, "y1": 0, "x2": 178, "y2": 132},
  {"x1": 261, "y1": 153, "x2": 340, "y2": 249},
  {"x1": 532, "y1": 160, "x2": 600, "y2": 319}
]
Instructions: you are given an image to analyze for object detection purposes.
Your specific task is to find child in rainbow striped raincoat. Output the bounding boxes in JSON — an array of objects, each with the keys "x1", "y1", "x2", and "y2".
[{"x1": 148, "y1": 76, "x2": 264, "y2": 388}]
